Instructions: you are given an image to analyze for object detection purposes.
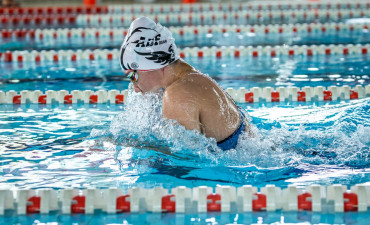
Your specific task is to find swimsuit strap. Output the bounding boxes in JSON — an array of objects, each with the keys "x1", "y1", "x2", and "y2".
[
  {"x1": 217, "y1": 108, "x2": 245, "y2": 151},
  {"x1": 216, "y1": 90, "x2": 248, "y2": 151}
]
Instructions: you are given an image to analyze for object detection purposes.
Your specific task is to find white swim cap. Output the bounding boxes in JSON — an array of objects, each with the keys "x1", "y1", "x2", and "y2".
[{"x1": 119, "y1": 17, "x2": 179, "y2": 71}]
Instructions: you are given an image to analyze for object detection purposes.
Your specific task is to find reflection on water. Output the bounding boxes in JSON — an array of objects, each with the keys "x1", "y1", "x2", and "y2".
[{"x1": 2, "y1": 210, "x2": 370, "y2": 225}]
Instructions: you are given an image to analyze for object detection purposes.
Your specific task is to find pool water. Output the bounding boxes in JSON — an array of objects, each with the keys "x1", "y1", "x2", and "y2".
[
  {"x1": 1, "y1": 2, "x2": 370, "y2": 225},
  {"x1": 1, "y1": 91, "x2": 369, "y2": 190},
  {"x1": 1, "y1": 54, "x2": 369, "y2": 92},
  {"x1": 0, "y1": 96, "x2": 369, "y2": 223},
  {"x1": 2, "y1": 210, "x2": 370, "y2": 225}
]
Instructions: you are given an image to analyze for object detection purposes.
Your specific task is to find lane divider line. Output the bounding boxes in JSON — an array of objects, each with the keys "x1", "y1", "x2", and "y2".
[
  {"x1": 1, "y1": 43, "x2": 369, "y2": 64},
  {"x1": 0, "y1": 6, "x2": 108, "y2": 15},
  {"x1": 1, "y1": 85, "x2": 369, "y2": 105},
  {"x1": 1, "y1": 8, "x2": 368, "y2": 29},
  {"x1": 1, "y1": 1, "x2": 369, "y2": 16},
  {"x1": 107, "y1": 1, "x2": 370, "y2": 14},
  {"x1": 73, "y1": 9, "x2": 370, "y2": 28},
  {"x1": 1, "y1": 184, "x2": 369, "y2": 215},
  {"x1": 1, "y1": 22, "x2": 368, "y2": 45}
]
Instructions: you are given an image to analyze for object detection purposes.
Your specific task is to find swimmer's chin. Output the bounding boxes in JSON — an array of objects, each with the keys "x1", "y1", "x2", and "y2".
[{"x1": 128, "y1": 83, "x2": 164, "y2": 95}]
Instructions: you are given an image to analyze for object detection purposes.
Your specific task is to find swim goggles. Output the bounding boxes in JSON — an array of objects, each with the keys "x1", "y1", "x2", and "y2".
[
  {"x1": 126, "y1": 70, "x2": 138, "y2": 83},
  {"x1": 125, "y1": 68, "x2": 160, "y2": 83}
]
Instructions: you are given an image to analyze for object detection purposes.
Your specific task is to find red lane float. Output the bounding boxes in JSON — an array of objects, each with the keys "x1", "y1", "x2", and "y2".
[
  {"x1": 116, "y1": 195, "x2": 130, "y2": 212},
  {"x1": 38, "y1": 95, "x2": 47, "y2": 104},
  {"x1": 115, "y1": 95, "x2": 124, "y2": 104},
  {"x1": 162, "y1": 195, "x2": 176, "y2": 213},
  {"x1": 343, "y1": 192, "x2": 358, "y2": 212},
  {"x1": 71, "y1": 196, "x2": 85, "y2": 213},
  {"x1": 26, "y1": 196, "x2": 41, "y2": 214},
  {"x1": 252, "y1": 193, "x2": 267, "y2": 211},
  {"x1": 298, "y1": 192, "x2": 312, "y2": 211},
  {"x1": 207, "y1": 194, "x2": 221, "y2": 212}
]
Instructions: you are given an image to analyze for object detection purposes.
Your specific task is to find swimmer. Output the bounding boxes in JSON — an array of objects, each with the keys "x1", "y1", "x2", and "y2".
[{"x1": 119, "y1": 17, "x2": 253, "y2": 151}]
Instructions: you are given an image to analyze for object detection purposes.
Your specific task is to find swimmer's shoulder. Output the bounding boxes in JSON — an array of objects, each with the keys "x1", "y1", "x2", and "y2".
[
  {"x1": 163, "y1": 73, "x2": 208, "y2": 110},
  {"x1": 165, "y1": 72, "x2": 203, "y2": 94}
]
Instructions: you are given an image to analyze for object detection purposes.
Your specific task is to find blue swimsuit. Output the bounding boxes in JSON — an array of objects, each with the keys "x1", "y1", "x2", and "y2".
[{"x1": 216, "y1": 109, "x2": 246, "y2": 151}]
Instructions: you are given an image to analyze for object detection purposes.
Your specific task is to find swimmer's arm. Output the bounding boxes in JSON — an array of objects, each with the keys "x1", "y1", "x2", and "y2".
[{"x1": 162, "y1": 91, "x2": 201, "y2": 133}]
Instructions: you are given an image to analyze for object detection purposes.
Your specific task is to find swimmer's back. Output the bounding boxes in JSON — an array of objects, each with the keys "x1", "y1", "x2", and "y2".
[{"x1": 163, "y1": 71, "x2": 241, "y2": 142}]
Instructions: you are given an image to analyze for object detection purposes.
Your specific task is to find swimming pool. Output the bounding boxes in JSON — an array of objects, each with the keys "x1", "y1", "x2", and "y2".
[{"x1": 1, "y1": 1, "x2": 370, "y2": 224}]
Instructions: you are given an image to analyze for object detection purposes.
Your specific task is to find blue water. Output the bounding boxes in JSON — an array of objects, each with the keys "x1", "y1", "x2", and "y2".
[
  {"x1": 1, "y1": 4, "x2": 370, "y2": 225},
  {"x1": 0, "y1": 90, "x2": 370, "y2": 224},
  {"x1": 0, "y1": 91, "x2": 369, "y2": 189},
  {"x1": 2, "y1": 211, "x2": 370, "y2": 225},
  {"x1": 1, "y1": 55, "x2": 369, "y2": 92}
]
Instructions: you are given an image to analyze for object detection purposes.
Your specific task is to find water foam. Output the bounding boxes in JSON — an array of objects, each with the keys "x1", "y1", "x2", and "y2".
[
  {"x1": 88, "y1": 86, "x2": 369, "y2": 186},
  {"x1": 242, "y1": 99, "x2": 370, "y2": 168},
  {"x1": 94, "y1": 84, "x2": 370, "y2": 167},
  {"x1": 109, "y1": 85, "x2": 217, "y2": 155}
]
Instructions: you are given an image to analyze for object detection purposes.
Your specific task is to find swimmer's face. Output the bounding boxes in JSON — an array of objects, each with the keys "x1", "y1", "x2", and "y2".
[{"x1": 132, "y1": 69, "x2": 163, "y2": 94}]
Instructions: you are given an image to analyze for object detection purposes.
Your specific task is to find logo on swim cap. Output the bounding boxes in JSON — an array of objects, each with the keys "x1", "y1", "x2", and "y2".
[
  {"x1": 134, "y1": 44, "x2": 176, "y2": 66},
  {"x1": 131, "y1": 62, "x2": 139, "y2": 69},
  {"x1": 119, "y1": 17, "x2": 179, "y2": 71}
]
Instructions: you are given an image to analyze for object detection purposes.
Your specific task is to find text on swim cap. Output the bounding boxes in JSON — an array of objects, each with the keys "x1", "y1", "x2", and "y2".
[{"x1": 134, "y1": 34, "x2": 168, "y2": 48}]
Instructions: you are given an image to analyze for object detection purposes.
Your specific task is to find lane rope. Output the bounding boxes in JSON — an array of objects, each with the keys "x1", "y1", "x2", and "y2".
[
  {"x1": 1, "y1": 22, "x2": 368, "y2": 46},
  {"x1": 1, "y1": 85, "x2": 369, "y2": 104},
  {"x1": 1, "y1": 8, "x2": 369, "y2": 29},
  {"x1": 1, "y1": 43, "x2": 369, "y2": 64},
  {"x1": 75, "y1": 9, "x2": 370, "y2": 28},
  {"x1": 107, "y1": 1, "x2": 370, "y2": 14},
  {"x1": 0, "y1": 6, "x2": 108, "y2": 15},
  {"x1": 0, "y1": 184, "x2": 369, "y2": 215},
  {"x1": 0, "y1": 1, "x2": 370, "y2": 16},
  {"x1": 1, "y1": 1, "x2": 369, "y2": 16}
]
